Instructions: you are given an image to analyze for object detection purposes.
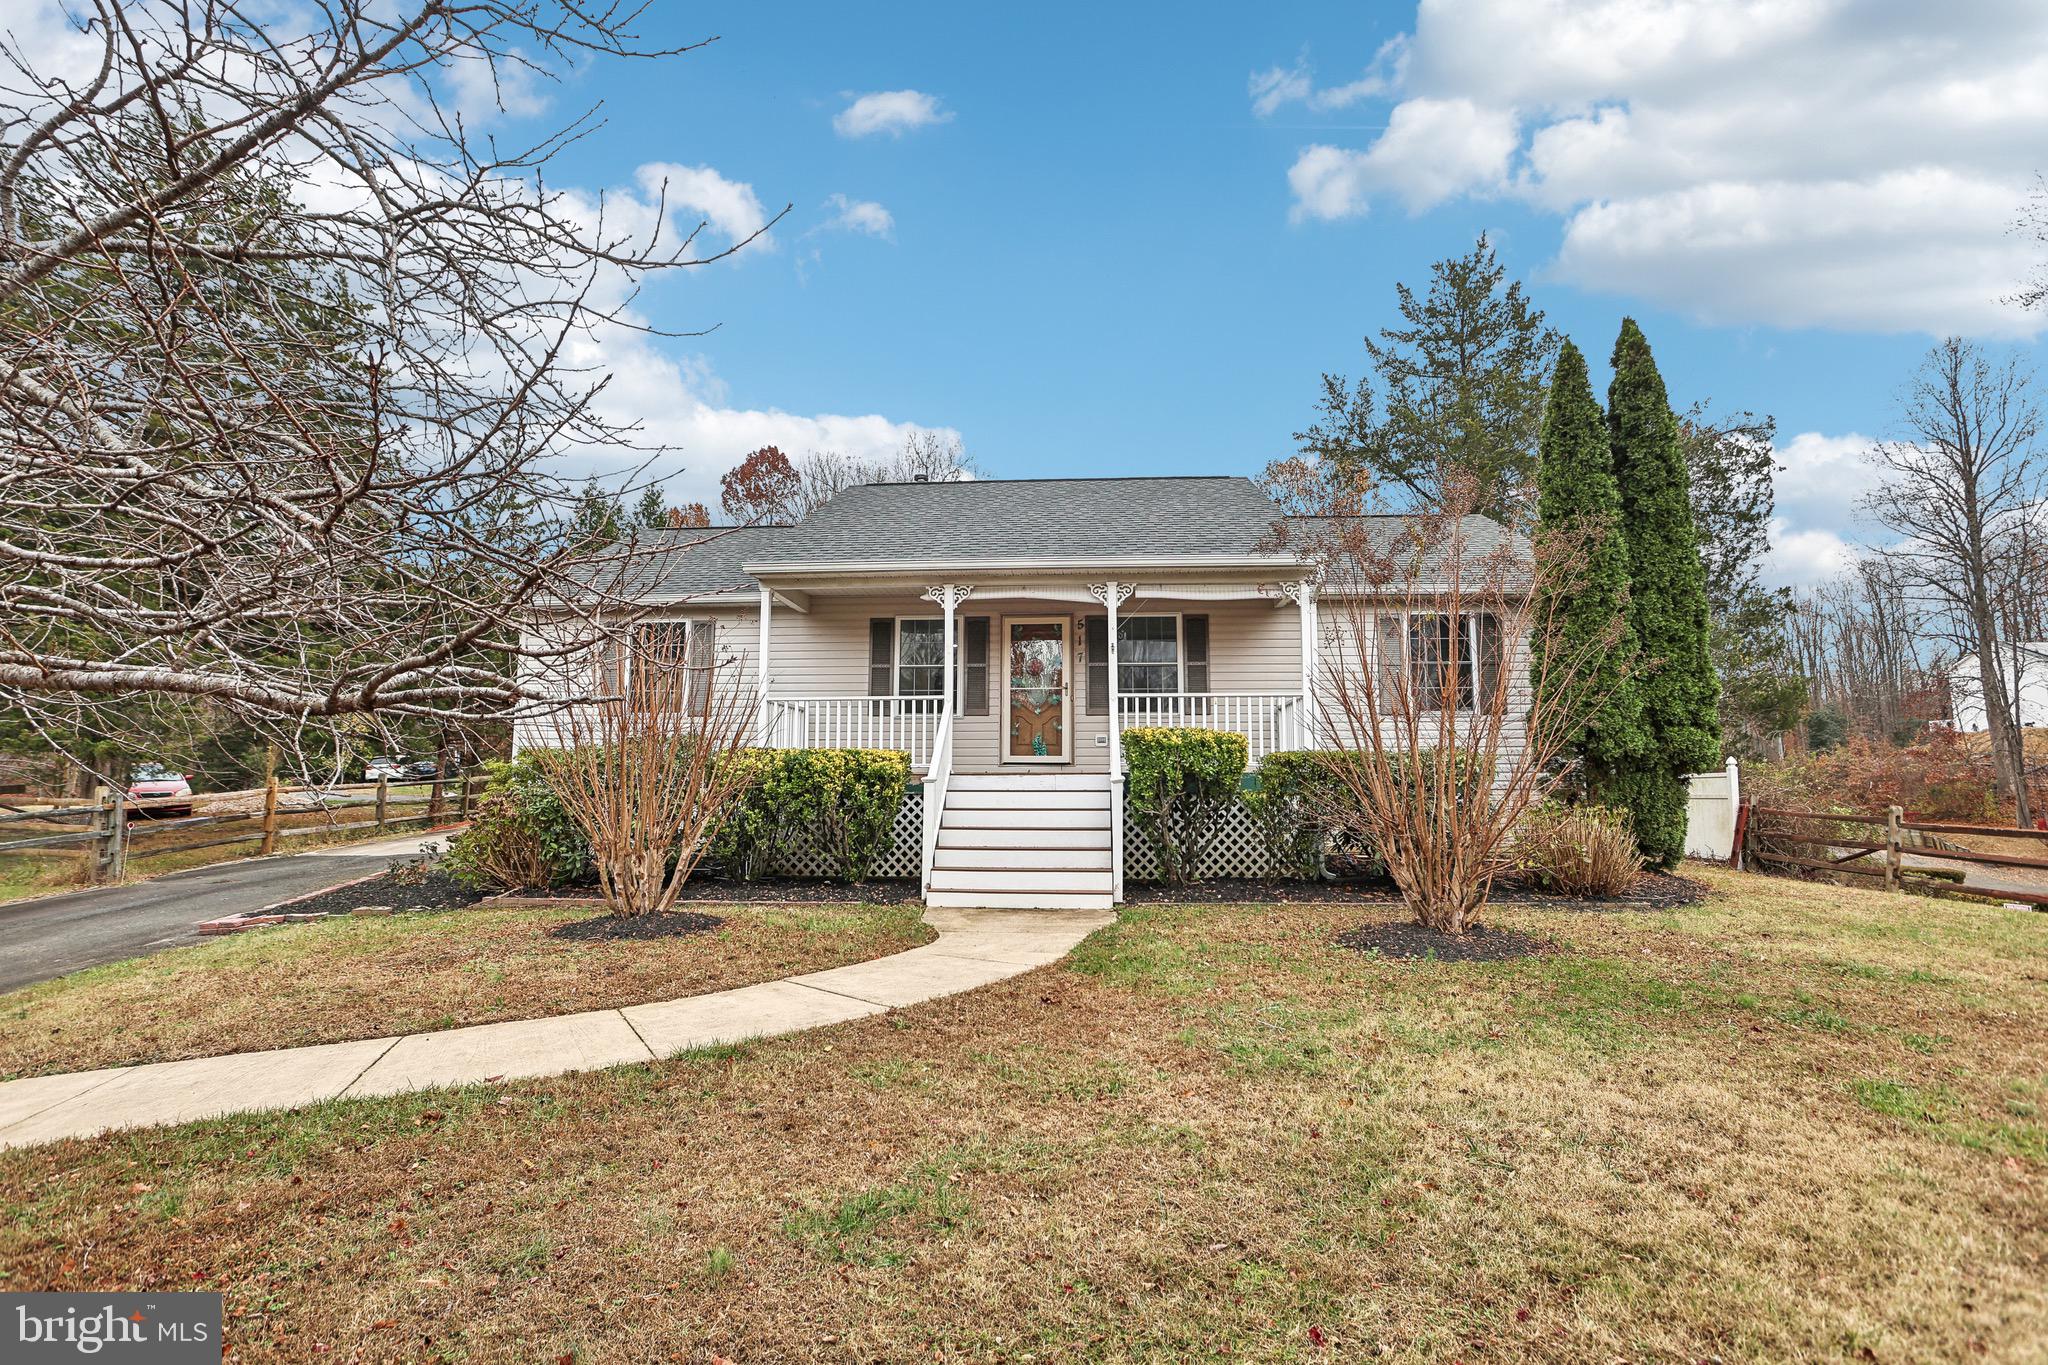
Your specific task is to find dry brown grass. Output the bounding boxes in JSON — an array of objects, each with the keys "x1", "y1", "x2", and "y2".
[
  {"x1": 0, "y1": 902, "x2": 932, "y2": 1078},
  {"x1": 2, "y1": 869, "x2": 2044, "y2": 1362}
]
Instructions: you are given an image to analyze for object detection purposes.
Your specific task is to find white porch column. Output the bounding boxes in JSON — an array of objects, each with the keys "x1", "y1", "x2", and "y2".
[
  {"x1": 756, "y1": 585, "x2": 773, "y2": 744},
  {"x1": 1088, "y1": 581, "x2": 1136, "y2": 772},
  {"x1": 921, "y1": 584, "x2": 974, "y2": 716},
  {"x1": 1298, "y1": 581, "x2": 1318, "y2": 749}
]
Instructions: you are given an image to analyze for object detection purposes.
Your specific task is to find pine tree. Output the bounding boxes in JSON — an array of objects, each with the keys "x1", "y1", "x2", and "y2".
[
  {"x1": 1533, "y1": 340, "x2": 1646, "y2": 790},
  {"x1": 1607, "y1": 319, "x2": 1721, "y2": 868},
  {"x1": 1297, "y1": 234, "x2": 1559, "y2": 520}
]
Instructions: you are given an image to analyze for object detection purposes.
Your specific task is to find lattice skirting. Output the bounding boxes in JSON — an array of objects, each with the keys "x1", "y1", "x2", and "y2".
[
  {"x1": 763, "y1": 792, "x2": 923, "y2": 880},
  {"x1": 1122, "y1": 800, "x2": 1299, "y2": 882}
]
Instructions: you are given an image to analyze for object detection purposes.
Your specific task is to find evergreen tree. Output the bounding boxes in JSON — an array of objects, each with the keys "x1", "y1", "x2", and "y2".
[
  {"x1": 631, "y1": 486, "x2": 669, "y2": 530},
  {"x1": 1533, "y1": 340, "x2": 1646, "y2": 791},
  {"x1": 1607, "y1": 319, "x2": 1722, "y2": 868},
  {"x1": 1297, "y1": 234, "x2": 1559, "y2": 520}
]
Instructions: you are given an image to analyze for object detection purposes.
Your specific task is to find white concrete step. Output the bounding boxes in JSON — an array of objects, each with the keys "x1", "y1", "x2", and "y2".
[
  {"x1": 942, "y1": 807, "x2": 1108, "y2": 831},
  {"x1": 936, "y1": 827, "x2": 1111, "y2": 850},
  {"x1": 949, "y1": 773, "x2": 1110, "y2": 791},
  {"x1": 945, "y1": 789, "x2": 1107, "y2": 810},
  {"x1": 924, "y1": 889, "x2": 1115, "y2": 910},
  {"x1": 928, "y1": 868, "x2": 1114, "y2": 894},
  {"x1": 931, "y1": 846, "x2": 1112, "y2": 871}
]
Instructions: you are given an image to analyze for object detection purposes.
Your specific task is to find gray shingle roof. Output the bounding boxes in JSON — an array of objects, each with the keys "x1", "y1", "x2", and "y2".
[
  {"x1": 746, "y1": 477, "x2": 1291, "y2": 569},
  {"x1": 592, "y1": 525, "x2": 793, "y2": 599}
]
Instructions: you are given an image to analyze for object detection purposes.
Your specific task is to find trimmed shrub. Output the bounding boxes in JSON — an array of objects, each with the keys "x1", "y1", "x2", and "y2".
[
  {"x1": 1124, "y1": 727, "x2": 1248, "y2": 884},
  {"x1": 443, "y1": 753, "x2": 592, "y2": 890},
  {"x1": 713, "y1": 748, "x2": 913, "y2": 883},
  {"x1": 1513, "y1": 802, "x2": 1643, "y2": 896},
  {"x1": 1242, "y1": 750, "x2": 1333, "y2": 881}
]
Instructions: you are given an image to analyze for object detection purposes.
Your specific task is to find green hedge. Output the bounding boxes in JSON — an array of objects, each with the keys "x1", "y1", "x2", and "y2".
[
  {"x1": 442, "y1": 753, "x2": 592, "y2": 891},
  {"x1": 1242, "y1": 750, "x2": 1333, "y2": 881},
  {"x1": 714, "y1": 748, "x2": 913, "y2": 884},
  {"x1": 1123, "y1": 727, "x2": 1248, "y2": 884}
]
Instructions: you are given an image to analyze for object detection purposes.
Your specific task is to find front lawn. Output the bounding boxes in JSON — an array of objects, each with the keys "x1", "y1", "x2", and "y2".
[
  {"x1": 2, "y1": 869, "x2": 2043, "y2": 1361},
  {"x1": 0, "y1": 901, "x2": 933, "y2": 1078}
]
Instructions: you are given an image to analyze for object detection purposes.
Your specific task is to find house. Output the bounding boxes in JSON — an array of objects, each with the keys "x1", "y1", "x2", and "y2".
[
  {"x1": 1949, "y1": 644, "x2": 2048, "y2": 732},
  {"x1": 522, "y1": 475, "x2": 1526, "y2": 909}
]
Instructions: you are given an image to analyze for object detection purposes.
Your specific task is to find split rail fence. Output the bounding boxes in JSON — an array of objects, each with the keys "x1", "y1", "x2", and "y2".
[
  {"x1": 1740, "y1": 800, "x2": 2048, "y2": 909},
  {"x1": 0, "y1": 773, "x2": 483, "y2": 885}
]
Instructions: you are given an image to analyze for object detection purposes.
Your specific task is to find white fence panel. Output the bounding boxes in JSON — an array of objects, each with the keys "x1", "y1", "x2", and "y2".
[{"x1": 1684, "y1": 758, "x2": 1741, "y2": 862}]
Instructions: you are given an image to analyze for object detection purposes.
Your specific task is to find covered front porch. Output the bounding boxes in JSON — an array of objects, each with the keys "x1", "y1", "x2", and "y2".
[{"x1": 747, "y1": 571, "x2": 1319, "y2": 777}]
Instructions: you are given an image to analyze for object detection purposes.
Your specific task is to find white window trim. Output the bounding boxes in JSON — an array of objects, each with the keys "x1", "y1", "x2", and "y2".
[
  {"x1": 893, "y1": 615, "x2": 946, "y2": 699},
  {"x1": 1374, "y1": 610, "x2": 1496, "y2": 714},
  {"x1": 1114, "y1": 611, "x2": 1185, "y2": 696}
]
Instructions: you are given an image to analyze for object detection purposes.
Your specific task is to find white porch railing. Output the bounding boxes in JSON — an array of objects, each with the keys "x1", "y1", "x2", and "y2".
[
  {"x1": 1116, "y1": 692, "x2": 1306, "y2": 766},
  {"x1": 921, "y1": 707, "x2": 956, "y2": 892},
  {"x1": 760, "y1": 696, "x2": 943, "y2": 767}
]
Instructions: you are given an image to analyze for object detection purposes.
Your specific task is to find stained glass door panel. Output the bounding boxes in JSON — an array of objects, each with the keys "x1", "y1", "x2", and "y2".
[{"x1": 1006, "y1": 620, "x2": 1067, "y2": 761}]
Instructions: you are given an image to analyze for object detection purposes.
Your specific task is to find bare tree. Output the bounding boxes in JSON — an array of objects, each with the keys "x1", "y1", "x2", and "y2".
[
  {"x1": 0, "y1": 1, "x2": 782, "y2": 772},
  {"x1": 1266, "y1": 462, "x2": 1629, "y2": 934},
  {"x1": 1861, "y1": 339, "x2": 2044, "y2": 825},
  {"x1": 533, "y1": 637, "x2": 756, "y2": 917},
  {"x1": 1786, "y1": 558, "x2": 1935, "y2": 745},
  {"x1": 783, "y1": 432, "x2": 977, "y2": 517}
]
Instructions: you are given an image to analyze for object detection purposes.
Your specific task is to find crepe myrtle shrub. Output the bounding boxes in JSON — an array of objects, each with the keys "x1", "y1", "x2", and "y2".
[
  {"x1": 442, "y1": 754, "x2": 592, "y2": 891},
  {"x1": 1511, "y1": 802, "x2": 1643, "y2": 898},
  {"x1": 1242, "y1": 750, "x2": 1338, "y2": 881},
  {"x1": 1260, "y1": 463, "x2": 1631, "y2": 933},
  {"x1": 1124, "y1": 727, "x2": 1250, "y2": 884},
  {"x1": 712, "y1": 748, "x2": 913, "y2": 883}
]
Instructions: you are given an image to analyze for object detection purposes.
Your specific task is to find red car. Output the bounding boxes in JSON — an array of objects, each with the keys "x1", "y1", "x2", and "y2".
[{"x1": 126, "y1": 763, "x2": 194, "y2": 818}]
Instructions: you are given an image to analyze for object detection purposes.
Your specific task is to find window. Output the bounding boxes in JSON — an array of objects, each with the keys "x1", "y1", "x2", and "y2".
[
  {"x1": 629, "y1": 619, "x2": 712, "y2": 710},
  {"x1": 1376, "y1": 612, "x2": 1502, "y2": 712},
  {"x1": 896, "y1": 619, "x2": 944, "y2": 697},
  {"x1": 1118, "y1": 615, "x2": 1180, "y2": 694}
]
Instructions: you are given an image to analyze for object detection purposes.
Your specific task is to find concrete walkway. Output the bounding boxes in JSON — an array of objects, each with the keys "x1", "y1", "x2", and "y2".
[{"x1": 0, "y1": 906, "x2": 1111, "y2": 1151}]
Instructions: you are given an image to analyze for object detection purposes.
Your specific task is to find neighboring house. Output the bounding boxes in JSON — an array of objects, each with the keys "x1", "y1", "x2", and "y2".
[
  {"x1": 1949, "y1": 644, "x2": 2048, "y2": 732},
  {"x1": 521, "y1": 475, "x2": 1527, "y2": 909}
]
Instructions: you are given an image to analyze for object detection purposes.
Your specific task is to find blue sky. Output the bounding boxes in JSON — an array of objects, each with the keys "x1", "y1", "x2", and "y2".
[{"x1": 450, "y1": 1, "x2": 2048, "y2": 586}]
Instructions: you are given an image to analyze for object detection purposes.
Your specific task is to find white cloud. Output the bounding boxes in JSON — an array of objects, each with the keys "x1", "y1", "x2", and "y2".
[
  {"x1": 832, "y1": 90, "x2": 953, "y2": 139},
  {"x1": 1288, "y1": 98, "x2": 1517, "y2": 220},
  {"x1": 820, "y1": 193, "x2": 895, "y2": 238},
  {"x1": 1266, "y1": 0, "x2": 2048, "y2": 334},
  {"x1": 633, "y1": 163, "x2": 772, "y2": 251},
  {"x1": 1763, "y1": 430, "x2": 1879, "y2": 586},
  {"x1": 1250, "y1": 40, "x2": 1407, "y2": 117}
]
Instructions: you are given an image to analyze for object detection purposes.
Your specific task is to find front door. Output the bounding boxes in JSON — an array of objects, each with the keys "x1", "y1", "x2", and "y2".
[{"x1": 1004, "y1": 618, "x2": 1070, "y2": 763}]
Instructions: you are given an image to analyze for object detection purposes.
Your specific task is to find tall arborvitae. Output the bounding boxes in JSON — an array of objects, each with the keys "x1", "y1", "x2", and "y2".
[
  {"x1": 1607, "y1": 319, "x2": 1722, "y2": 868},
  {"x1": 1533, "y1": 340, "x2": 1645, "y2": 791}
]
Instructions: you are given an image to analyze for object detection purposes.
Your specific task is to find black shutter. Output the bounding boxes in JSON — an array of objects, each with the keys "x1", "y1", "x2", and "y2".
[
  {"x1": 685, "y1": 619, "x2": 714, "y2": 713},
  {"x1": 961, "y1": 617, "x2": 990, "y2": 715},
  {"x1": 1183, "y1": 614, "x2": 1210, "y2": 693},
  {"x1": 1376, "y1": 613, "x2": 1406, "y2": 709},
  {"x1": 868, "y1": 619, "x2": 894, "y2": 697},
  {"x1": 1084, "y1": 615, "x2": 1108, "y2": 715}
]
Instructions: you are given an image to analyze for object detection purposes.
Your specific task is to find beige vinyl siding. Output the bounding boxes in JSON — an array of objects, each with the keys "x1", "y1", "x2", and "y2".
[
  {"x1": 513, "y1": 605, "x2": 760, "y2": 753},
  {"x1": 1313, "y1": 605, "x2": 1532, "y2": 775},
  {"x1": 762, "y1": 589, "x2": 1308, "y2": 774}
]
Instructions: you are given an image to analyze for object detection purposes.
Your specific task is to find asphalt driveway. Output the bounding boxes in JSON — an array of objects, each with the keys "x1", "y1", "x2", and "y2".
[{"x1": 0, "y1": 835, "x2": 444, "y2": 993}]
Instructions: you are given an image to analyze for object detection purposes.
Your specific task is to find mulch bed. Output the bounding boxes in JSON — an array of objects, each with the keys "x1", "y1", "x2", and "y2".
[
  {"x1": 497, "y1": 878, "x2": 923, "y2": 906},
  {"x1": 1334, "y1": 920, "x2": 1550, "y2": 962},
  {"x1": 272, "y1": 869, "x2": 486, "y2": 917},
  {"x1": 548, "y1": 911, "x2": 726, "y2": 942},
  {"x1": 1119, "y1": 870, "x2": 1708, "y2": 913}
]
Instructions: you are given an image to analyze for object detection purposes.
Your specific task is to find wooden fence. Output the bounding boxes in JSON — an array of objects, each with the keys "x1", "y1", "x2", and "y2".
[
  {"x1": 0, "y1": 773, "x2": 483, "y2": 884},
  {"x1": 1741, "y1": 800, "x2": 2048, "y2": 909}
]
